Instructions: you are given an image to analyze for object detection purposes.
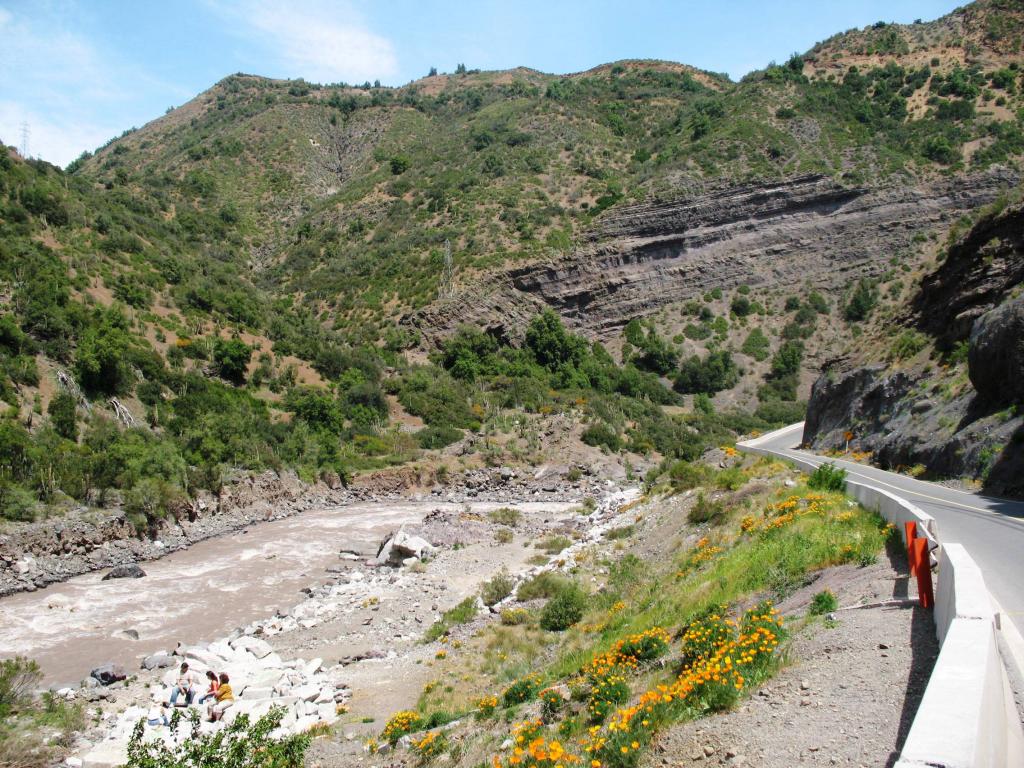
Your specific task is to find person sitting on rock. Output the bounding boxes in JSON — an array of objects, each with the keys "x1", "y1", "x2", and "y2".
[
  {"x1": 197, "y1": 670, "x2": 220, "y2": 704},
  {"x1": 207, "y1": 672, "x2": 234, "y2": 722},
  {"x1": 167, "y1": 662, "x2": 201, "y2": 707},
  {"x1": 146, "y1": 704, "x2": 170, "y2": 727}
]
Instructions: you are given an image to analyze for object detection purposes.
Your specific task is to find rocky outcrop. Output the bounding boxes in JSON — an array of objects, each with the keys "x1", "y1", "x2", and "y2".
[
  {"x1": 968, "y1": 294, "x2": 1024, "y2": 404},
  {"x1": 410, "y1": 169, "x2": 1018, "y2": 344},
  {"x1": 804, "y1": 193, "x2": 1024, "y2": 496},
  {"x1": 913, "y1": 198, "x2": 1024, "y2": 349}
]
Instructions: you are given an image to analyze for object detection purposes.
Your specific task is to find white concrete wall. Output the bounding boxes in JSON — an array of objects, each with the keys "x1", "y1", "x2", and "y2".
[{"x1": 738, "y1": 429, "x2": 1024, "y2": 768}]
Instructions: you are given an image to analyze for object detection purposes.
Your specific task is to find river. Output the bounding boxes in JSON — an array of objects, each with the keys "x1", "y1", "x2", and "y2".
[{"x1": 0, "y1": 500, "x2": 562, "y2": 685}]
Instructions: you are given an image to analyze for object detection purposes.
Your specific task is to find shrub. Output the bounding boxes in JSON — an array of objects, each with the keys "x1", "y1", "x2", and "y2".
[
  {"x1": 808, "y1": 462, "x2": 847, "y2": 492},
  {"x1": 923, "y1": 135, "x2": 958, "y2": 164},
  {"x1": 715, "y1": 466, "x2": 746, "y2": 491},
  {"x1": 540, "y1": 585, "x2": 586, "y2": 631},
  {"x1": 487, "y1": 507, "x2": 521, "y2": 526},
  {"x1": 730, "y1": 295, "x2": 752, "y2": 317},
  {"x1": 381, "y1": 710, "x2": 422, "y2": 744},
  {"x1": 517, "y1": 571, "x2": 571, "y2": 601},
  {"x1": 536, "y1": 534, "x2": 572, "y2": 554},
  {"x1": 47, "y1": 392, "x2": 78, "y2": 441},
  {"x1": 668, "y1": 460, "x2": 711, "y2": 490},
  {"x1": 502, "y1": 674, "x2": 542, "y2": 706},
  {"x1": 605, "y1": 524, "x2": 635, "y2": 540},
  {"x1": 890, "y1": 330, "x2": 927, "y2": 361},
  {"x1": 0, "y1": 484, "x2": 37, "y2": 522},
  {"x1": 411, "y1": 730, "x2": 447, "y2": 761},
  {"x1": 481, "y1": 568, "x2": 515, "y2": 606},
  {"x1": 539, "y1": 688, "x2": 564, "y2": 720},
  {"x1": 581, "y1": 422, "x2": 621, "y2": 451},
  {"x1": 423, "y1": 597, "x2": 478, "y2": 642},
  {"x1": 844, "y1": 279, "x2": 878, "y2": 322},
  {"x1": 741, "y1": 328, "x2": 770, "y2": 361},
  {"x1": 500, "y1": 607, "x2": 531, "y2": 625},
  {"x1": 688, "y1": 492, "x2": 726, "y2": 524},
  {"x1": 754, "y1": 399, "x2": 806, "y2": 425},
  {"x1": 415, "y1": 425, "x2": 462, "y2": 449},
  {"x1": 494, "y1": 527, "x2": 514, "y2": 544},
  {"x1": 390, "y1": 155, "x2": 410, "y2": 175},
  {"x1": 213, "y1": 338, "x2": 251, "y2": 384},
  {"x1": 809, "y1": 589, "x2": 838, "y2": 615},
  {"x1": 675, "y1": 350, "x2": 739, "y2": 395},
  {"x1": 0, "y1": 657, "x2": 40, "y2": 718},
  {"x1": 126, "y1": 707, "x2": 310, "y2": 766}
]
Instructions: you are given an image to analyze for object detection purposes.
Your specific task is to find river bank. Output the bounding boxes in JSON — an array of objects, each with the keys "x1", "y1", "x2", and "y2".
[
  {"x1": 50, "y1": 488, "x2": 629, "y2": 767},
  {"x1": 0, "y1": 463, "x2": 609, "y2": 598}
]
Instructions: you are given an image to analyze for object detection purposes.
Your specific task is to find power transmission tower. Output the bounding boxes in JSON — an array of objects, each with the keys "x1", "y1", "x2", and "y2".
[
  {"x1": 19, "y1": 122, "x2": 29, "y2": 158},
  {"x1": 438, "y1": 239, "x2": 455, "y2": 299}
]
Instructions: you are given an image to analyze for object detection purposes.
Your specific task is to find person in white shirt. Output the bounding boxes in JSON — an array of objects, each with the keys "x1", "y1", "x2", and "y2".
[{"x1": 167, "y1": 662, "x2": 202, "y2": 706}]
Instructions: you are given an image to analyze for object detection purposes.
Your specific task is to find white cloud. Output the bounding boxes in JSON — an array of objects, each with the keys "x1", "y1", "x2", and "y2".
[
  {"x1": 211, "y1": 0, "x2": 397, "y2": 84},
  {"x1": 0, "y1": 100, "x2": 112, "y2": 167},
  {"x1": 0, "y1": 5, "x2": 128, "y2": 165}
]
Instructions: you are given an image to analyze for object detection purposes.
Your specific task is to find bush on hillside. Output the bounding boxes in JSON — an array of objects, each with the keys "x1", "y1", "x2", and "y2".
[
  {"x1": 675, "y1": 350, "x2": 739, "y2": 395},
  {"x1": 125, "y1": 707, "x2": 310, "y2": 767},
  {"x1": 807, "y1": 462, "x2": 846, "y2": 492},
  {"x1": 539, "y1": 585, "x2": 586, "y2": 631}
]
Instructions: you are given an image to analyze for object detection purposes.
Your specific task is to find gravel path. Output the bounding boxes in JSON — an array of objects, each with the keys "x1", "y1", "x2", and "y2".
[{"x1": 640, "y1": 544, "x2": 938, "y2": 768}]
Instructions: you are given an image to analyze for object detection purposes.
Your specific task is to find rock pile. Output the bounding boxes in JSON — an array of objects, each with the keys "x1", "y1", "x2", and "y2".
[{"x1": 79, "y1": 636, "x2": 349, "y2": 767}]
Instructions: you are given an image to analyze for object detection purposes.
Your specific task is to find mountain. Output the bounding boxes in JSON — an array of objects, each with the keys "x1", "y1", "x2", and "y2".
[{"x1": 0, "y1": 0, "x2": 1023, "y2": 530}]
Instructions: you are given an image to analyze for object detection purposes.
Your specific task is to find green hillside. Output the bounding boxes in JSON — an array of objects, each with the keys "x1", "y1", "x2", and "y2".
[{"x1": 0, "y1": 0, "x2": 1022, "y2": 525}]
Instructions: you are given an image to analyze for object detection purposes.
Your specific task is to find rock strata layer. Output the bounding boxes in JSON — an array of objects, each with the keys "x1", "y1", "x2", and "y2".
[{"x1": 410, "y1": 169, "x2": 1018, "y2": 344}]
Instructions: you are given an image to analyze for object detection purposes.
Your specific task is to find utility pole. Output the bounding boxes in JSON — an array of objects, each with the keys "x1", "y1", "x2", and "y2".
[{"x1": 18, "y1": 122, "x2": 29, "y2": 159}]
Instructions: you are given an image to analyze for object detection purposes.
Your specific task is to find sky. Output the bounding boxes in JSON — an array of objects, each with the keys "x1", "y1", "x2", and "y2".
[{"x1": 1, "y1": 0, "x2": 965, "y2": 168}]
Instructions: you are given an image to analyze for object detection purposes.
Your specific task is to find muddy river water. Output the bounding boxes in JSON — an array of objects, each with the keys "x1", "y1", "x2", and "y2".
[{"x1": 0, "y1": 500, "x2": 565, "y2": 685}]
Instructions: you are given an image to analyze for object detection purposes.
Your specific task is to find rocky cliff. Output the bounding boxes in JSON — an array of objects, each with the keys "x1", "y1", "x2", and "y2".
[
  {"x1": 803, "y1": 193, "x2": 1024, "y2": 496},
  {"x1": 409, "y1": 169, "x2": 1019, "y2": 344}
]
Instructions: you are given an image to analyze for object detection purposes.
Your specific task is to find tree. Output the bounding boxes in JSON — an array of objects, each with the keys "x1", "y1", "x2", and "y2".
[
  {"x1": 730, "y1": 295, "x2": 752, "y2": 317},
  {"x1": 844, "y1": 279, "x2": 879, "y2": 322},
  {"x1": 214, "y1": 338, "x2": 251, "y2": 384},
  {"x1": 48, "y1": 392, "x2": 78, "y2": 441},
  {"x1": 525, "y1": 310, "x2": 587, "y2": 372},
  {"x1": 674, "y1": 350, "x2": 739, "y2": 395},
  {"x1": 75, "y1": 313, "x2": 136, "y2": 397},
  {"x1": 428, "y1": 66, "x2": 438, "y2": 77}
]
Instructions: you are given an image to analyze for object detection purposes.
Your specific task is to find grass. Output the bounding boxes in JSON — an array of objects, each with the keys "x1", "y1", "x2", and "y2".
[
  {"x1": 423, "y1": 597, "x2": 479, "y2": 642},
  {"x1": 387, "y1": 463, "x2": 893, "y2": 768},
  {"x1": 535, "y1": 535, "x2": 573, "y2": 554},
  {"x1": 516, "y1": 572, "x2": 572, "y2": 602},
  {"x1": 487, "y1": 507, "x2": 522, "y2": 527}
]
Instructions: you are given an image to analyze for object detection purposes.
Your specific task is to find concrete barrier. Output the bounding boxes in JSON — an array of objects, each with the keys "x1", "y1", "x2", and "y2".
[
  {"x1": 895, "y1": 545, "x2": 1021, "y2": 768},
  {"x1": 737, "y1": 427, "x2": 1024, "y2": 768}
]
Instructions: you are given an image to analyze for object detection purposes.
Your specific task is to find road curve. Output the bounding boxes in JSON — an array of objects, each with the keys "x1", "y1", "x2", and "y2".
[{"x1": 752, "y1": 424, "x2": 1024, "y2": 637}]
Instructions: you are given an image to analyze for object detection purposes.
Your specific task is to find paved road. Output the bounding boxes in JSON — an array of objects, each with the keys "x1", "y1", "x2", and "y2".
[{"x1": 754, "y1": 425, "x2": 1024, "y2": 636}]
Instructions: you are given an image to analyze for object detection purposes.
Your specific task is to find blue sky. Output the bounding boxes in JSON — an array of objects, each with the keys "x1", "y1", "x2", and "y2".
[{"x1": 1, "y1": 0, "x2": 964, "y2": 167}]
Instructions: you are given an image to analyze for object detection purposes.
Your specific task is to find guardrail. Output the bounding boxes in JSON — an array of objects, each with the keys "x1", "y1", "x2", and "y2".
[{"x1": 738, "y1": 424, "x2": 1024, "y2": 768}]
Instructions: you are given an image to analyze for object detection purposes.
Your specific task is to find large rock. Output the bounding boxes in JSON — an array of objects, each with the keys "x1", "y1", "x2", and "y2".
[
  {"x1": 231, "y1": 636, "x2": 273, "y2": 659},
  {"x1": 141, "y1": 653, "x2": 174, "y2": 671},
  {"x1": 969, "y1": 295, "x2": 1024, "y2": 404},
  {"x1": 102, "y1": 564, "x2": 146, "y2": 581},
  {"x1": 375, "y1": 530, "x2": 436, "y2": 566},
  {"x1": 90, "y1": 663, "x2": 127, "y2": 686}
]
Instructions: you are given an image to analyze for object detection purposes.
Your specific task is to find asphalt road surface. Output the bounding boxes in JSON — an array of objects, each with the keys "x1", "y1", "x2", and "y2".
[{"x1": 755, "y1": 425, "x2": 1024, "y2": 637}]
